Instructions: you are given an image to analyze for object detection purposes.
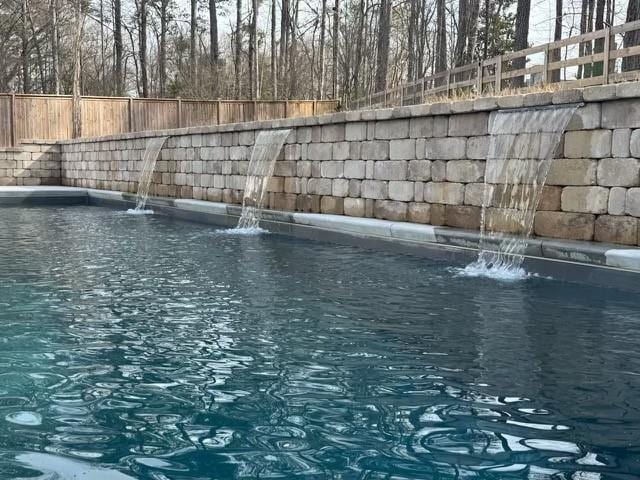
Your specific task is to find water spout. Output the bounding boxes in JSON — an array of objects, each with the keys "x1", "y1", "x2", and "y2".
[
  {"x1": 466, "y1": 104, "x2": 579, "y2": 277},
  {"x1": 127, "y1": 136, "x2": 169, "y2": 214},
  {"x1": 236, "y1": 129, "x2": 292, "y2": 230}
]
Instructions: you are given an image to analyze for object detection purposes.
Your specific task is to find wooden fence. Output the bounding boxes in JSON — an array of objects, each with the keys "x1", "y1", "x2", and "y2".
[
  {"x1": 349, "y1": 20, "x2": 640, "y2": 110},
  {"x1": 0, "y1": 96, "x2": 338, "y2": 147}
]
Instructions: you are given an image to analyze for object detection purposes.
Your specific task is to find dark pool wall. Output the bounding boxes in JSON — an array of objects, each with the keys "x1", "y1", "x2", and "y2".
[{"x1": 56, "y1": 82, "x2": 640, "y2": 246}]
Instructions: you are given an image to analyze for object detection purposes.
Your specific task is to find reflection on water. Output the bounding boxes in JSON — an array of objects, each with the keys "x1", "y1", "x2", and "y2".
[{"x1": 0, "y1": 206, "x2": 639, "y2": 479}]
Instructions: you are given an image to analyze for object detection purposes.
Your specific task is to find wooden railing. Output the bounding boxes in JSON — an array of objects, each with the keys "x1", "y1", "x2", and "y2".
[
  {"x1": 0, "y1": 95, "x2": 339, "y2": 147},
  {"x1": 348, "y1": 20, "x2": 640, "y2": 110}
]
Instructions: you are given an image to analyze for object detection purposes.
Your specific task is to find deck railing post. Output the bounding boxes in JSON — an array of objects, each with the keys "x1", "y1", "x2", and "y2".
[
  {"x1": 495, "y1": 56, "x2": 503, "y2": 93},
  {"x1": 10, "y1": 93, "x2": 16, "y2": 147},
  {"x1": 603, "y1": 27, "x2": 611, "y2": 83},
  {"x1": 543, "y1": 45, "x2": 550, "y2": 84},
  {"x1": 445, "y1": 72, "x2": 451, "y2": 98},
  {"x1": 421, "y1": 78, "x2": 426, "y2": 104},
  {"x1": 476, "y1": 62, "x2": 483, "y2": 94},
  {"x1": 177, "y1": 98, "x2": 182, "y2": 128},
  {"x1": 128, "y1": 97, "x2": 133, "y2": 132},
  {"x1": 216, "y1": 100, "x2": 221, "y2": 125}
]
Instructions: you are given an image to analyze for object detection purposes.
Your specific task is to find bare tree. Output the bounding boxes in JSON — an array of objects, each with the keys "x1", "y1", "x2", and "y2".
[
  {"x1": 622, "y1": 0, "x2": 640, "y2": 71},
  {"x1": 435, "y1": 0, "x2": 447, "y2": 75},
  {"x1": 235, "y1": 0, "x2": 242, "y2": 98},
  {"x1": 332, "y1": 0, "x2": 339, "y2": 98},
  {"x1": 138, "y1": 0, "x2": 149, "y2": 97},
  {"x1": 512, "y1": 0, "x2": 531, "y2": 87},
  {"x1": 318, "y1": 0, "x2": 327, "y2": 98},
  {"x1": 249, "y1": 0, "x2": 258, "y2": 98},
  {"x1": 114, "y1": 0, "x2": 124, "y2": 95}
]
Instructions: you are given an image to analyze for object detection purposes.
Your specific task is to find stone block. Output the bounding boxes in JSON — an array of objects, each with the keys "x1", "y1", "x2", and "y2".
[
  {"x1": 307, "y1": 177, "x2": 332, "y2": 195},
  {"x1": 390, "y1": 139, "x2": 416, "y2": 160},
  {"x1": 496, "y1": 95, "x2": 524, "y2": 109},
  {"x1": 320, "y1": 196, "x2": 344, "y2": 214},
  {"x1": 284, "y1": 177, "x2": 300, "y2": 193},
  {"x1": 348, "y1": 179, "x2": 361, "y2": 197},
  {"x1": 297, "y1": 127, "x2": 312, "y2": 143},
  {"x1": 321, "y1": 161, "x2": 344, "y2": 178},
  {"x1": 344, "y1": 197, "x2": 366, "y2": 217},
  {"x1": 344, "y1": 160, "x2": 366, "y2": 179},
  {"x1": 534, "y1": 211, "x2": 595, "y2": 240},
  {"x1": 374, "y1": 161, "x2": 407, "y2": 180},
  {"x1": 375, "y1": 119, "x2": 409, "y2": 139},
  {"x1": 608, "y1": 187, "x2": 627, "y2": 215},
  {"x1": 409, "y1": 117, "x2": 434, "y2": 138},
  {"x1": 308, "y1": 143, "x2": 332, "y2": 161},
  {"x1": 583, "y1": 84, "x2": 617, "y2": 102},
  {"x1": 361, "y1": 180, "x2": 388, "y2": 199},
  {"x1": 547, "y1": 158, "x2": 597, "y2": 186},
  {"x1": 602, "y1": 99, "x2": 640, "y2": 129},
  {"x1": 361, "y1": 141, "x2": 390, "y2": 160},
  {"x1": 431, "y1": 160, "x2": 446, "y2": 181},
  {"x1": 467, "y1": 136, "x2": 489, "y2": 160},
  {"x1": 374, "y1": 200, "x2": 407, "y2": 221},
  {"x1": 332, "y1": 178, "x2": 349, "y2": 197},
  {"x1": 446, "y1": 160, "x2": 484, "y2": 183},
  {"x1": 552, "y1": 88, "x2": 583, "y2": 105},
  {"x1": 445, "y1": 205, "x2": 481, "y2": 229},
  {"x1": 630, "y1": 129, "x2": 640, "y2": 157},
  {"x1": 425, "y1": 137, "x2": 466, "y2": 160},
  {"x1": 388, "y1": 181, "x2": 414, "y2": 201},
  {"x1": 464, "y1": 183, "x2": 488, "y2": 206},
  {"x1": 332, "y1": 142, "x2": 350, "y2": 161},
  {"x1": 595, "y1": 215, "x2": 638, "y2": 245},
  {"x1": 274, "y1": 160, "x2": 296, "y2": 177},
  {"x1": 296, "y1": 194, "x2": 320, "y2": 212},
  {"x1": 407, "y1": 203, "x2": 431, "y2": 224},
  {"x1": 561, "y1": 186, "x2": 609, "y2": 214},
  {"x1": 523, "y1": 92, "x2": 553, "y2": 107},
  {"x1": 448, "y1": 112, "x2": 489, "y2": 137},
  {"x1": 366, "y1": 160, "x2": 374, "y2": 179},
  {"x1": 408, "y1": 160, "x2": 431, "y2": 181},
  {"x1": 297, "y1": 160, "x2": 312, "y2": 177},
  {"x1": 322, "y1": 124, "x2": 345, "y2": 142},
  {"x1": 345, "y1": 122, "x2": 367, "y2": 141},
  {"x1": 414, "y1": 182, "x2": 424, "y2": 201},
  {"x1": 429, "y1": 204, "x2": 446, "y2": 225},
  {"x1": 627, "y1": 188, "x2": 640, "y2": 217},
  {"x1": 564, "y1": 130, "x2": 611, "y2": 158},
  {"x1": 270, "y1": 193, "x2": 297, "y2": 211},
  {"x1": 424, "y1": 182, "x2": 464, "y2": 205},
  {"x1": 566, "y1": 103, "x2": 601, "y2": 131},
  {"x1": 473, "y1": 97, "x2": 498, "y2": 111},
  {"x1": 538, "y1": 186, "x2": 563, "y2": 211},
  {"x1": 612, "y1": 129, "x2": 631, "y2": 157},
  {"x1": 597, "y1": 158, "x2": 640, "y2": 186},
  {"x1": 616, "y1": 81, "x2": 640, "y2": 98},
  {"x1": 206, "y1": 188, "x2": 223, "y2": 202}
]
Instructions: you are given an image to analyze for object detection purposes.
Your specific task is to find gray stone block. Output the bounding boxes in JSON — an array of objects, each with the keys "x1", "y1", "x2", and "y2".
[
  {"x1": 630, "y1": 129, "x2": 640, "y2": 157},
  {"x1": 583, "y1": 84, "x2": 617, "y2": 102},
  {"x1": 308, "y1": 143, "x2": 333, "y2": 161},
  {"x1": 561, "y1": 186, "x2": 609, "y2": 214},
  {"x1": 322, "y1": 124, "x2": 346, "y2": 142},
  {"x1": 345, "y1": 122, "x2": 367, "y2": 141},
  {"x1": 425, "y1": 137, "x2": 466, "y2": 160},
  {"x1": 320, "y1": 161, "x2": 344, "y2": 178},
  {"x1": 388, "y1": 181, "x2": 414, "y2": 201},
  {"x1": 408, "y1": 160, "x2": 431, "y2": 181},
  {"x1": 348, "y1": 179, "x2": 361, "y2": 197},
  {"x1": 361, "y1": 141, "x2": 390, "y2": 160},
  {"x1": 547, "y1": 158, "x2": 597, "y2": 186},
  {"x1": 390, "y1": 139, "x2": 416, "y2": 160},
  {"x1": 613, "y1": 129, "x2": 631, "y2": 157},
  {"x1": 446, "y1": 160, "x2": 484, "y2": 183},
  {"x1": 466, "y1": 136, "x2": 489, "y2": 160},
  {"x1": 374, "y1": 160, "x2": 408, "y2": 180},
  {"x1": 464, "y1": 182, "x2": 489, "y2": 206},
  {"x1": 564, "y1": 130, "x2": 611, "y2": 158},
  {"x1": 609, "y1": 187, "x2": 627, "y2": 215},
  {"x1": 375, "y1": 119, "x2": 410, "y2": 139},
  {"x1": 332, "y1": 142, "x2": 351, "y2": 161},
  {"x1": 431, "y1": 160, "x2": 446, "y2": 181},
  {"x1": 361, "y1": 180, "x2": 388, "y2": 199},
  {"x1": 448, "y1": 112, "x2": 489, "y2": 136},
  {"x1": 374, "y1": 200, "x2": 407, "y2": 221},
  {"x1": 344, "y1": 160, "x2": 366, "y2": 179},
  {"x1": 602, "y1": 99, "x2": 640, "y2": 129},
  {"x1": 424, "y1": 182, "x2": 464, "y2": 204},
  {"x1": 332, "y1": 178, "x2": 349, "y2": 197},
  {"x1": 566, "y1": 103, "x2": 601, "y2": 131},
  {"x1": 409, "y1": 117, "x2": 434, "y2": 138},
  {"x1": 307, "y1": 177, "x2": 332, "y2": 195},
  {"x1": 626, "y1": 188, "x2": 640, "y2": 217},
  {"x1": 597, "y1": 158, "x2": 640, "y2": 186},
  {"x1": 344, "y1": 197, "x2": 366, "y2": 216}
]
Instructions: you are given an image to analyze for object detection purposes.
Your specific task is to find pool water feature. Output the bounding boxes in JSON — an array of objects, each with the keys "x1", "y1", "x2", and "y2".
[
  {"x1": 127, "y1": 136, "x2": 168, "y2": 214},
  {"x1": 236, "y1": 129, "x2": 292, "y2": 230},
  {"x1": 467, "y1": 104, "x2": 579, "y2": 277},
  {"x1": 0, "y1": 205, "x2": 639, "y2": 479}
]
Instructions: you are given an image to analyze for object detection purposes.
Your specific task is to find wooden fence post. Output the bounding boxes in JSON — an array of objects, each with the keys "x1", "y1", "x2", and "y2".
[
  {"x1": 476, "y1": 62, "x2": 483, "y2": 94},
  {"x1": 603, "y1": 28, "x2": 611, "y2": 84},
  {"x1": 543, "y1": 45, "x2": 550, "y2": 84},
  {"x1": 177, "y1": 98, "x2": 182, "y2": 128},
  {"x1": 313, "y1": 100, "x2": 317, "y2": 116},
  {"x1": 495, "y1": 56, "x2": 503, "y2": 93},
  {"x1": 421, "y1": 78, "x2": 426, "y2": 104},
  {"x1": 128, "y1": 97, "x2": 133, "y2": 132},
  {"x1": 10, "y1": 94, "x2": 16, "y2": 147},
  {"x1": 284, "y1": 100, "x2": 289, "y2": 118},
  {"x1": 216, "y1": 100, "x2": 222, "y2": 124},
  {"x1": 253, "y1": 100, "x2": 258, "y2": 121},
  {"x1": 445, "y1": 72, "x2": 451, "y2": 98}
]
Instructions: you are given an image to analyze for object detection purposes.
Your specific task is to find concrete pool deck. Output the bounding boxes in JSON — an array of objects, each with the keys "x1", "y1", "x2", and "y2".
[{"x1": 1, "y1": 186, "x2": 640, "y2": 289}]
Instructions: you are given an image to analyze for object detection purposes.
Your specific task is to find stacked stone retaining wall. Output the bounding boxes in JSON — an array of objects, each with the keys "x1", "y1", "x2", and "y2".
[
  {"x1": 57, "y1": 82, "x2": 640, "y2": 246},
  {"x1": 0, "y1": 141, "x2": 60, "y2": 186}
]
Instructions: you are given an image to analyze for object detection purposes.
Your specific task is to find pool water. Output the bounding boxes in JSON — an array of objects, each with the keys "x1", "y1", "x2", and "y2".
[{"x1": 0, "y1": 206, "x2": 639, "y2": 479}]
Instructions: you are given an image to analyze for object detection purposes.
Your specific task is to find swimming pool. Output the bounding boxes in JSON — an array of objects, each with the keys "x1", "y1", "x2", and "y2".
[{"x1": 0, "y1": 205, "x2": 639, "y2": 479}]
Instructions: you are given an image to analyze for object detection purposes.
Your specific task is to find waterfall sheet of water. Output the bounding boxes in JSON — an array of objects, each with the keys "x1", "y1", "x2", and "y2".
[
  {"x1": 464, "y1": 104, "x2": 580, "y2": 279},
  {"x1": 235, "y1": 129, "x2": 292, "y2": 231},
  {"x1": 127, "y1": 136, "x2": 169, "y2": 214}
]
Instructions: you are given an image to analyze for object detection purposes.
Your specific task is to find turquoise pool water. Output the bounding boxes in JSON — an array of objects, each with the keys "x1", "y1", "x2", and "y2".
[{"x1": 0, "y1": 206, "x2": 639, "y2": 479}]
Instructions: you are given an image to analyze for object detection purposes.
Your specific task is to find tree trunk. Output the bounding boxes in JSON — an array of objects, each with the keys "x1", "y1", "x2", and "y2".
[
  {"x1": 454, "y1": 0, "x2": 469, "y2": 66},
  {"x1": 279, "y1": 0, "x2": 290, "y2": 96},
  {"x1": 159, "y1": 0, "x2": 169, "y2": 96},
  {"x1": 190, "y1": 0, "x2": 197, "y2": 87},
  {"x1": 512, "y1": 0, "x2": 531, "y2": 87},
  {"x1": 235, "y1": 0, "x2": 242, "y2": 98},
  {"x1": 210, "y1": 0, "x2": 219, "y2": 64},
  {"x1": 375, "y1": 0, "x2": 391, "y2": 93},
  {"x1": 352, "y1": 0, "x2": 366, "y2": 96},
  {"x1": 318, "y1": 0, "x2": 327, "y2": 98},
  {"x1": 114, "y1": 0, "x2": 124, "y2": 95},
  {"x1": 551, "y1": 0, "x2": 563, "y2": 82},
  {"x1": 271, "y1": 0, "x2": 278, "y2": 99},
  {"x1": 407, "y1": 0, "x2": 417, "y2": 81},
  {"x1": 139, "y1": 0, "x2": 148, "y2": 97},
  {"x1": 249, "y1": 0, "x2": 258, "y2": 99},
  {"x1": 288, "y1": 0, "x2": 300, "y2": 96},
  {"x1": 51, "y1": 0, "x2": 60, "y2": 94},
  {"x1": 592, "y1": 0, "x2": 606, "y2": 76},
  {"x1": 622, "y1": 0, "x2": 640, "y2": 71},
  {"x1": 332, "y1": 0, "x2": 339, "y2": 98},
  {"x1": 435, "y1": 0, "x2": 447, "y2": 77},
  {"x1": 21, "y1": 0, "x2": 30, "y2": 93},
  {"x1": 72, "y1": 0, "x2": 85, "y2": 138}
]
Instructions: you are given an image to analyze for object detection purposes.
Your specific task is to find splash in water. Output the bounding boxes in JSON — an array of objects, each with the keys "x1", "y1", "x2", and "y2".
[
  {"x1": 235, "y1": 129, "x2": 292, "y2": 230},
  {"x1": 127, "y1": 136, "x2": 169, "y2": 214},
  {"x1": 465, "y1": 104, "x2": 579, "y2": 278}
]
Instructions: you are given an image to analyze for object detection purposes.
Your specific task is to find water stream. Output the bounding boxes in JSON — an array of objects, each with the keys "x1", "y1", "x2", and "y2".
[
  {"x1": 235, "y1": 129, "x2": 292, "y2": 231},
  {"x1": 127, "y1": 136, "x2": 169, "y2": 214},
  {"x1": 465, "y1": 104, "x2": 579, "y2": 278}
]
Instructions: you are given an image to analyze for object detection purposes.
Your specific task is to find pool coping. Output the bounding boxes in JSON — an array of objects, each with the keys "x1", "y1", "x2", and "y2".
[{"x1": 2, "y1": 186, "x2": 640, "y2": 287}]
